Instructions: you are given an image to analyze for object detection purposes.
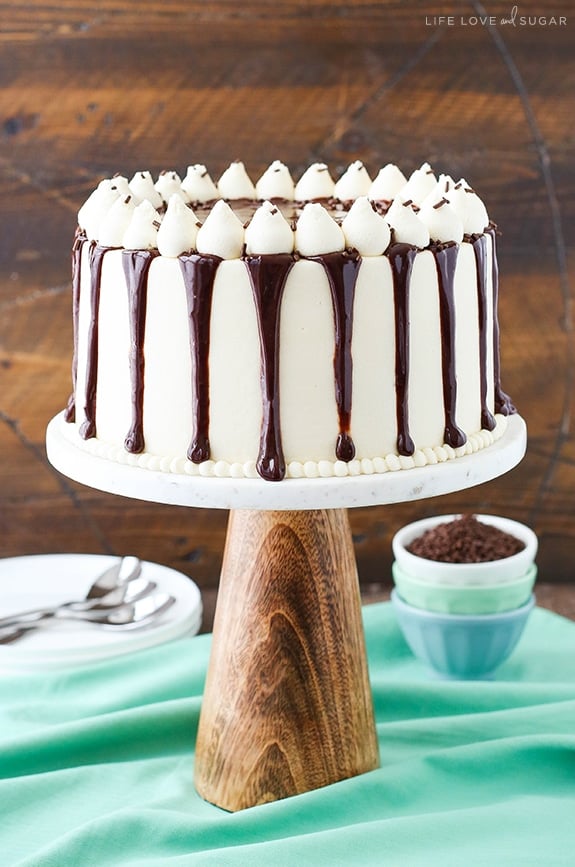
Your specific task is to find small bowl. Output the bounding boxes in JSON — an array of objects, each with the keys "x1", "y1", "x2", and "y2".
[
  {"x1": 392, "y1": 561, "x2": 537, "y2": 615},
  {"x1": 392, "y1": 514, "x2": 538, "y2": 586},
  {"x1": 391, "y1": 589, "x2": 535, "y2": 679}
]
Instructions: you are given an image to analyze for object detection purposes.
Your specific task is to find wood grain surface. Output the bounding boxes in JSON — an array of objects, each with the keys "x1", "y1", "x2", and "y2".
[
  {"x1": 195, "y1": 509, "x2": 379, "y2": 810},
  {"x1": 0, "y1": 1, "x2": 573, "y2": 625}
]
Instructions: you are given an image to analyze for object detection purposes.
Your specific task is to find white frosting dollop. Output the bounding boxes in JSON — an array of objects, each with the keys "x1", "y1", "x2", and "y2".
[
  {"x1": 417, "y1": 196, "x2": 464, "y2": 244},
  {"x1": 129, "y1": 171, "x2": 163, "y2": 209},
  {"x1": 122, "y1": 200, "x2": 161, "y2": 250},
  {"x1": 109, "y1": 175, "x2": 131, "y2": 198},
  {"x1": 255, "y1": 161, "x2": 295, "y2": 200},
  {"x1": 294, "y1": 163, "x2": 335, "y2": 200},
  {"x1": 77, "y1": 179, "x2": 121, "y2": 241},
  {"x1": 245, "y1": 201, "x2": 294, "y2": 255},
  {"x1": 295, "y1": 202, "x2": 345, "y2": 255},
  {"x1": 333, "y1": 161, "x2": 372, "y2": 200},
  {"x1": 155, "y1": 171, "x2": 189, "y2": 203},
  {"x1": 446, "y1": 179, "x2": 490, "y2": 234},
  {"x1": 367, "y1": 163, "x2": 408, "y2": 201},
  {"x1": 341, "y1": 196, "x2": 391, "y2": 256},
  {"x1": 98, "y1": 194, "x2": 137, "y2": 247},
  {"x1": 217, "y1": 161, "x2": 256, "y2": 199},
  {"x1": 420, "y1": 178, "x2": 453, "y2": 211},
  {"x1": 195, "y1": 200, "x2": 245, "y2": 259},
  {"x1": 437, "y1": 173, "x2": 456, "y2": 194},
  {"x1": 181, "y1": 164, "x2": 219, "y2": 203},
  {"x1": 157, "y1": 195, "x2": 200, "y2": 257},
  {"x1": 399, "y1": 162, "x2": 438, "y2": 205},
  {"x1": 385, "y1": 197, "x2": 430, "y2": 248}
]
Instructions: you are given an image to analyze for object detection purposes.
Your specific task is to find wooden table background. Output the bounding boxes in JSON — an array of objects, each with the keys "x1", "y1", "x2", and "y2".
[{"x1": 1, "y1": 1, "x2": 573, "y2": 628}]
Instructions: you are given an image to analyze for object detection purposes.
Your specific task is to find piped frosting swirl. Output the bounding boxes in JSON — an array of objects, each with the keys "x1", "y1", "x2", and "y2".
[{"x1": 76, "y1": 160, "x2": 491, "y2": 254}]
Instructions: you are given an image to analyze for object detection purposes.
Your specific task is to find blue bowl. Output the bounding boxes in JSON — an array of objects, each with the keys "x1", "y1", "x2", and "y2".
[{"x1": 391, "y1": 589, "x2": 535, "y2": 679}]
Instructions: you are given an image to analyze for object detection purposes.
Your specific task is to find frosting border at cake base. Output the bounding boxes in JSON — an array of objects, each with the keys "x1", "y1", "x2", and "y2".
[
  {"x1": 47, "y1": 413, "x2": 525, "y2": 511},
  {"x1": 60, "y1": 412, "x2": 508, "y2": 479}
]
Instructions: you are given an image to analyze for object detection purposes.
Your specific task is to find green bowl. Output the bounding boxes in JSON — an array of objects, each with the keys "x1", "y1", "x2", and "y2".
[{"x1": 392, "y1": 561, "x2": 538, "y2": 615}]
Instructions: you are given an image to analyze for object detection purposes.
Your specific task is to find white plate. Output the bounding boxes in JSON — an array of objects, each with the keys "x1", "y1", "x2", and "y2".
[{"x1": 0, "y1": 554, "x2": 203, "y2": 670}]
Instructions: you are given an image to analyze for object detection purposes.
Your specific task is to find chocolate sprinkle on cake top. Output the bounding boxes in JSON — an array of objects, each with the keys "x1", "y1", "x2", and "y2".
[{"x1": 407, "y1": 514, "x2": 525, "y2": 563}]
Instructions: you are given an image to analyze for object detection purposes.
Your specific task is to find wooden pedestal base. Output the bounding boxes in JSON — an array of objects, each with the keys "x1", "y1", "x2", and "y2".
[{"x1": 194, "y1": 508, "x2": 380, "y2": 812}]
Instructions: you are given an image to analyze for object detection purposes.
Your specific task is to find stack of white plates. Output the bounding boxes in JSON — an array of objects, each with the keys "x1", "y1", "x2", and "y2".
[{"x1": 0, "y1": 554, "x2": 203, "y2": 671}]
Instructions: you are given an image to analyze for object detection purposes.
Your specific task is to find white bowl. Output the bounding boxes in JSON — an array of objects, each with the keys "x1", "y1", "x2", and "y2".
[{"x1": 392, "y1": 514, "x2": 538, "y2": 586}]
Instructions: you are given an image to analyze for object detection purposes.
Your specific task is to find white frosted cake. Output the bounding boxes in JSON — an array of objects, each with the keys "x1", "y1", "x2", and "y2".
[{"x1": 62, "y1": 159, "x2": 515, "y2": 482}]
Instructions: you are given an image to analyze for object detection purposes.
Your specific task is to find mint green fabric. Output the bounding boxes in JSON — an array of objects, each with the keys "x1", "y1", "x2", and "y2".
[{"x1": 2, "y1": 602, "x2": 575, "y2": 866}]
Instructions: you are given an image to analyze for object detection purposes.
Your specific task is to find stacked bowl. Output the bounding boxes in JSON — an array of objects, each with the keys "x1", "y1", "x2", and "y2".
[{"x1": 390, "y1": 514, "x2": 538, "y2": 679}]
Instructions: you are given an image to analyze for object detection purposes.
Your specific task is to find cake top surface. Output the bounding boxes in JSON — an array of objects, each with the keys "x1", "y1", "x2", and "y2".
[{"x1": 77, "y1": 160, "x2": 491, "y2": 258}]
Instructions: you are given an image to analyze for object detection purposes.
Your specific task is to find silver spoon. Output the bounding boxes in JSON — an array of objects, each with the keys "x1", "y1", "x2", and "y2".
[
  {"x1": 0, "y1": 576, "x2": 158, "y2": 631},
  {"x1": 0, "y1": 556, "x2": 143, "y2": 629},
  {"x1": 0, "y1": 593, "x2": 176, "y2": 645},
  {"x1": 85, "y1": 556, "x2": 142, "y2": 599}
]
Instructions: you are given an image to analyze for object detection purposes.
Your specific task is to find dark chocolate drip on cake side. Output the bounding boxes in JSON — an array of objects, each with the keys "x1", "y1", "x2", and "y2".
[
  {"x1": 179, "y1": 254, "x2": 221, "y2": 463},
  {"x1": 486, "y1": 226, "x2": 516, "y2": 415},
  {"x1": 388, "y1": 243, "x2": 418, "y2": 456},
  {"x1": 79, "y1": 243, "x2": 109, "y2": 440},
  {"x1": 432, "y1": 243, "x2": 467, "y2": 449},
  {"x1": 244, "y1": 254, "x2": 295, "y2": 482},
  {"x1": 472, "y1": 235, "x2": 497, "y2": 431},
  {"x1": 122, "y1": 250, "x2": 158, "y2": 453},
  {"x1": 64, "y1": 232, "x2": 85, "y2": 423},
  {"x1": 310, "y1": 251, "x2": 362, "y2": 462}
]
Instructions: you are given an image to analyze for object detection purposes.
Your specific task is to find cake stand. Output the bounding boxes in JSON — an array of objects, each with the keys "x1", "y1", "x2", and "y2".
[{"x1": 47, "y1": 412, "x2": 526, "y2": 811}]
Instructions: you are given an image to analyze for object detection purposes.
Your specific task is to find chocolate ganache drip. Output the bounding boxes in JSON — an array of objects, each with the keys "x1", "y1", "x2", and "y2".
[
  {"x1": 472, "y1": 235, "x2": 497, "y2": 431},
  {"x1": 64, "y1": 232, "x2": 85, "y2": 423},
  {"x1": 70, "y1": 209, "x2": 510, "y2": 479},
  {"x1": 486, "y1": 226, "x2": 515, "y2": 415},
  {"x1": 179, "y1": 254, "x2": 221, "y2": 463},
  {"x1": 388, "y1": 243, "x2": 418, "y2": 456},
  {"x1": 432, "y1": 243, "x2": 467, "y2": 449},
  {"x1": 310, "y1": 251, "x2": 362, "y2": 462},
  {"x1": 245, "y1": 254, "x2": 295, "y2": 482},
  {"x1": 122, "y1": 250, "x2": 158, "y2": 453},
  {"x1": 78, "y1": 243, "x2": 109, "y2": 440}
]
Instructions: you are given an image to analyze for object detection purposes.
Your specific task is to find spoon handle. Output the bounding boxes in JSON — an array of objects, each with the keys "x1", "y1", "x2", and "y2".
[
  {"x1": 0, "y1": 609, "x2": 56, "y2": 629},
  {"x1": 0, "y1": 609, "x2": 126, "y2": 644},
  {"x1": 0, "y1": 576, "x2": 155, "y2": 630},
  {"x1": 0, "y1": 625, "x2": 40, "y2": 645},
  {"x1": 0, "y1": 597, "x2": 132, "y2": 629},
  {"x1": 0, "y1": 604, "x2": 133, "y2": 631},
  {"x1": 0, "y1": 603, "x2": 112, "y2": 629},
  {"x1": 0, "y1": 595, "x2": 175, "y2": 645}
]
